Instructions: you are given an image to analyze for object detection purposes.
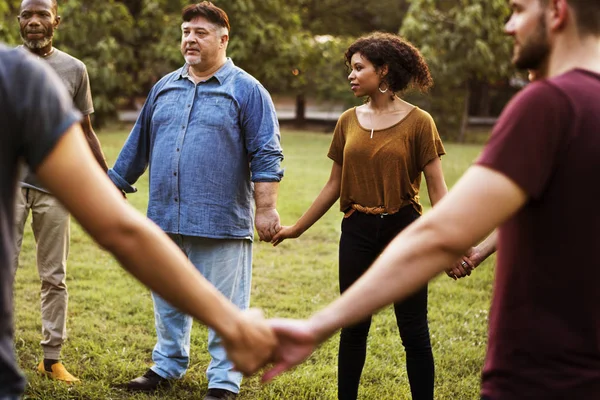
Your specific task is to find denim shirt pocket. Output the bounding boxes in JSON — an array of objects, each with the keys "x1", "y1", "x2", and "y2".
[
  {"x1": 198, "y1": 96, "x2": 235, "y2": 130},
  {"x1": 152, "y1": 97, "x2": 179, "y2": 127}
]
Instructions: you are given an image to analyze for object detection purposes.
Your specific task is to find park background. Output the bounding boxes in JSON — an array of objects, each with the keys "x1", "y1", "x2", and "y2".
[{"x1": 2, "y1": 0, "x2": 521, "y2": 398}]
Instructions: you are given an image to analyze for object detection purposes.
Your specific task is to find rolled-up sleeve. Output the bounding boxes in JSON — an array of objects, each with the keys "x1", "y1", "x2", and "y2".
[
  {"x1": 241, "y1": 84, "x2": 284, "y2": 182},
  {"x1": 108, "y1": 92, "x2": 155, "y2": 193}
]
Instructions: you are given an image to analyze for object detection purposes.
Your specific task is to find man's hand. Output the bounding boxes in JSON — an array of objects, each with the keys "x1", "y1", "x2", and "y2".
[
  {"x1": 271, "y1": 225, "x2": 301, "y2": 246},
  {"x1": 221, "y1": 309, "x2": 278, "y2": 376},
  {"x1": 262, "y1": 318, "x2": 319, "y2": 382},
  {"x1": 255, "y1": 207, "x2": 281, "y2": 242}
]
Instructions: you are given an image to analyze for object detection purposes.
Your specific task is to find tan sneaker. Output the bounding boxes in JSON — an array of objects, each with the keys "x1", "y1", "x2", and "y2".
[{"x1": 37, "y1": 361, "x2": 80, "y2": 383}]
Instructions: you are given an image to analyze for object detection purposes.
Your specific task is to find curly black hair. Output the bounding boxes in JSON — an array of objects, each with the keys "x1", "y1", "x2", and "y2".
[{"x1": 345, "y1": 32, "x2": 433, "y2": 93}]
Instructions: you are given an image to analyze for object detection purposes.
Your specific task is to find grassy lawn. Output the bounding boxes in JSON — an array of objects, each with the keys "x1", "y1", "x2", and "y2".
[{"x1": 14, "y1": 128, "x2": 493, "y2": 399}]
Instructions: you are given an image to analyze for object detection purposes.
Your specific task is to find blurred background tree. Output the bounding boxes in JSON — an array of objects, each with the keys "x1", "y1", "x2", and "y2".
[
  {"x1": 1, "y1": 0, "x2": 514, "y2": 137},
  {"x1": 401, "y1": 0, "x2": 513, "y2": 141}
]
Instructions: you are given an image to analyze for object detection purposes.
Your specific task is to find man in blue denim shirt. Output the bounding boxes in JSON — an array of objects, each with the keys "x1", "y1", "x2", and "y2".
[{"x1": 111, "y1": 3, "x2": 283, "y2": 399}]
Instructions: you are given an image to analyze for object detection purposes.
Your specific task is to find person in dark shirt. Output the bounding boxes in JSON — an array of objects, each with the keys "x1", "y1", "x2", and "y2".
[
  {"x1": 0, "y1": 44, "x2": 276, "y2": 400},
  {"x1": 264, "y1": 1, "x2": 600, "y2": 399}
]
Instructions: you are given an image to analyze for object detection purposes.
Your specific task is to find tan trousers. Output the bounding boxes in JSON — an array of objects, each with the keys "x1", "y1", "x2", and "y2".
[{"x1": 13, "y1": 187, "x2": 70, "y2": 360}]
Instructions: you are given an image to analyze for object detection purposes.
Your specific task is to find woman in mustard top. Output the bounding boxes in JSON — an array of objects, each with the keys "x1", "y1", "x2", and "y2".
[{"x1": 272, "y1": 32, "x2": 449, "y2": 400}]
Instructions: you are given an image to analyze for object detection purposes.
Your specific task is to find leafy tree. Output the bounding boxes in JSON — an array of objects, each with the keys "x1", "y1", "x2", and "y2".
[
  {"x1": 0, "y1": 0, "x2": 22, "y2": 44},
  {"x1": 296, "y1": 0, "x2": 410, "y2": 35},
  {"x1": 401, "y1": 0, "x2": 513, "y2": 141},
  {"x1": 1, "y1": 0, "x2": 309, "y2": 125}
]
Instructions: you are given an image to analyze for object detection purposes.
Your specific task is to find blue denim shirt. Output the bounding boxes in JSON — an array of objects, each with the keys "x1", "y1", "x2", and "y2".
[{"x1": 108, "y1": 59, "x2": 283, "y2": 240}]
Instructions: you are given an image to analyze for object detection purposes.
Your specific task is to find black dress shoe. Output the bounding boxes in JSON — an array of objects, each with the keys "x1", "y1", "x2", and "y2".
[
  {"x1": 117, "y1": 369, "x2": 172, "y2": 392},
  {"x1": 204, "y1": 388, "x2": 237, "y2": 400}
]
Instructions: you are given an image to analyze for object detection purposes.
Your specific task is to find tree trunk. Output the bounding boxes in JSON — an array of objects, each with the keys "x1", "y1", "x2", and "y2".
[
  {"x1": 295, "y1": 93, "x2": 306, "y2": 127},
  {"x1": 458, "y1": 83, "x2": 471, "y2": 143},
  {"x1": 478, "y1": 82, "x2": 491, "y2": 117}
]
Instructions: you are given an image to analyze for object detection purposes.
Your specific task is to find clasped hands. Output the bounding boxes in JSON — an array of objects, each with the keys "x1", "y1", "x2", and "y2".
[
  {"x1": 446, "y1": 247, "x2": 481, "y2": 280},
  {"x1": 221, "y1": 309, "x2": 322, "y2": 382}
]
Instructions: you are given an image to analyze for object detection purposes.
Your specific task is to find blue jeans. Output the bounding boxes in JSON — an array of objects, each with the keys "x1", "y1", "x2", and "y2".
[{"x1": 150, "y1": 235, "x2": 252, "y2": 393}]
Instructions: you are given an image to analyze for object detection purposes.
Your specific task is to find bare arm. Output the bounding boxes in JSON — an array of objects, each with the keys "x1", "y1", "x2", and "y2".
[
  {"x1": 471, "y1": 230, "x2": 498, "y2": 266},
  {"x1": 35, "y1": 123, "x2": 275, "y2": 374},
  {"x1": 263, "y1": 166, "x2": 526, "y2": 380},
  {"x1": 254, "y1": 182, "x2": 281, "y2": 242},
  {"x1": 271, "y1": 162, "x2": 342, "y2": 246},
  {"x1": 80, "y1": 114, "x2": 109, "y2": 172},
  {"x1": 423, "y1": 157, "x2": 448, "y2": 207},
  {"x1": 308, "y1": 166, "x2": 525, "y2": 339}
]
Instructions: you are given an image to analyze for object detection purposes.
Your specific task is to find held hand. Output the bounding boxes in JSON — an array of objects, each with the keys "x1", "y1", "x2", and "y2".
[
  {"x1": 255, "y1": 208, "x2": 281, "y2": 242},
  {"x1": 262, "y1": 319, "x2": 319, "y2": 382},
  {"x1": 446, "y1": 247, "x2": 483, "y2": 280},
  {"x1": 221, "y1": 309, "x2": 277, "y2": 376},
  {"x1": 271, "y1": 225, "x2": 301, "y2": 246},
  {"x1": 446, "y1": 255, "x2": 474, "y2": 280}
]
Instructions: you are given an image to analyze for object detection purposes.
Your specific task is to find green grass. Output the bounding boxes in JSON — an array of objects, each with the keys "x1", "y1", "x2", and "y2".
[{"x1": 14, "y1": 129, "x2": 493, "y2": 399}]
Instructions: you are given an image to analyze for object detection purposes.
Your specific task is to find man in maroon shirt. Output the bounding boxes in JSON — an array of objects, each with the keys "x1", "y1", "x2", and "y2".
[{"x1": 263, "y1": 1, "x2": 600, "y2": 398}]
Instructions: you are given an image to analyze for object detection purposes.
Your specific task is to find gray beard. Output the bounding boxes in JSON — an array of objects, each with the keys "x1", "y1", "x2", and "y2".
[{"x1": 21, "y1": 36, "x2": 52, "y2": 50}]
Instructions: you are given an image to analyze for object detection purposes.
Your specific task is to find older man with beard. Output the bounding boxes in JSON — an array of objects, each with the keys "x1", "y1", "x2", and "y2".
[
  {"x1": 13, "y1": 0, "x2": 108, "y2": 383},
  {"x1": 265, "y1": 1, "x2": 600, "y2": 399}
]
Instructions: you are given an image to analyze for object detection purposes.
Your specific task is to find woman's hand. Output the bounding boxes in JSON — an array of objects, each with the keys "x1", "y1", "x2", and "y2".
[{"x1": 271, "y1": 225, "x2": 301, "y2": 246}]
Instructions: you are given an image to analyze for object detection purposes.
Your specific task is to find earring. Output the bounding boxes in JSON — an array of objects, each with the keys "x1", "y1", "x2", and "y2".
[{"x1": 378, "y1": 81, "x2": 389, "y2": 94}]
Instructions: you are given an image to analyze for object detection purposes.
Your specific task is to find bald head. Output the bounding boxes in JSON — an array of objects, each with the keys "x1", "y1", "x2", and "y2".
[
  {"x1": 20, "y1": 0, "x2": 57, "y2": 15},
  {"x1": 18, "y1": 0, "x2": 60, "y2": 52}
]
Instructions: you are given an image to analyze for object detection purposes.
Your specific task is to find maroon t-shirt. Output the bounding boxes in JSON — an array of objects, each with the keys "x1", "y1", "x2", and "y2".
[{"x1": 477, "y1": 69, "x2": 600, "y2": 399}]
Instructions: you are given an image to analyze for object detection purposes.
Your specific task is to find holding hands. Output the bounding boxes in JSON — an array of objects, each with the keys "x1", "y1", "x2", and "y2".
[
  {"x1": 270, "y1": 224, "x2": 302, "y2": 246},
  {"x1": 446, "y1": 247, "x2": 478, "y2": 279},
  {"x1": 255, "y1": 207, "x2": 282, "y2": 242},
  {"x1": 262, "y1": 318, "x2": 320, "y2": 382},
  {"x1": 446, "y1": 230, "x2": 498, "y2": 279},
  {"x1": 221, "y1": 308, "x2": 278, "y2": 376}
]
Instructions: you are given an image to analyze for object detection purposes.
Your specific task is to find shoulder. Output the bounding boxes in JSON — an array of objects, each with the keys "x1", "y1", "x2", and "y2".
[
  {"x1": 332, "y1": 108, "x2": 357, "y2": 136},
  {"x1": 339, "y1": 107, "x2": 357, "y2": 123},
  {"x1": 411, "y1": 107, "x2": 433, "y2": 121},
  {"x1": 228, "y1": 64, "x2": 262, "y2": 88},
  {"x1": 53, "y1": 48, "x2": 87, "y2": 71},
  {"x1": 1, "y1": 45, "x2": 33, "y2": 72},
  {"x1": 498, "y1": 79, "x2": 572, "y2": 125},
  {"x1": 1, "y1": 46, "x2": 56, "y2": 91},
  {"x1": 152, "y1": 68, "x2": 184, "y2": 91}
]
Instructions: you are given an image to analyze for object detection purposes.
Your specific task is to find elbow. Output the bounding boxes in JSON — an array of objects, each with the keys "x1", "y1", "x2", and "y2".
[
  {"x1": 92, "y1": 211, "x2": 146, "y2": 255},
  {"x1": 415, "y1": 216, "x2": 471, "y2": 258}
]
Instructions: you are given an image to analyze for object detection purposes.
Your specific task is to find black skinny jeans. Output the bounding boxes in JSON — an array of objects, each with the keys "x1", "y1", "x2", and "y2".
[{"x1": 338, "y1": 207, "x2": 434, "y2": 400}]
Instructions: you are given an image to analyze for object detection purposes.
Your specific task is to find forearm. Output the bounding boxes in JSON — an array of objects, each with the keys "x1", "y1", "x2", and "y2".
[
  {"x1": 427, "y1": 182, "x2": 448, "y2": 207},
  {"x1": 82, "y1": 124, "x2": 109, "y2": 172},
  {"x1": 308, "y1": 216, "x2": 462, "y2": 341},
  {"x1": 254, "y1": 182, "x2": 279, "y2": 210},
  {"x1": 295, "y1": 181, "x2": 340, "y2": 235},
  {"x1": 103, "y1": 212, "x2": 244, "y2": 340},
  {"x1": 474, "y1": 230, "x2": 498, "y2": 264},
  {"x1": 37, "y1": 125, "x2": 244, "y2": 343},
  {"x1": 305, "y1": 166, "x2": 527, "y2": 342}
]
